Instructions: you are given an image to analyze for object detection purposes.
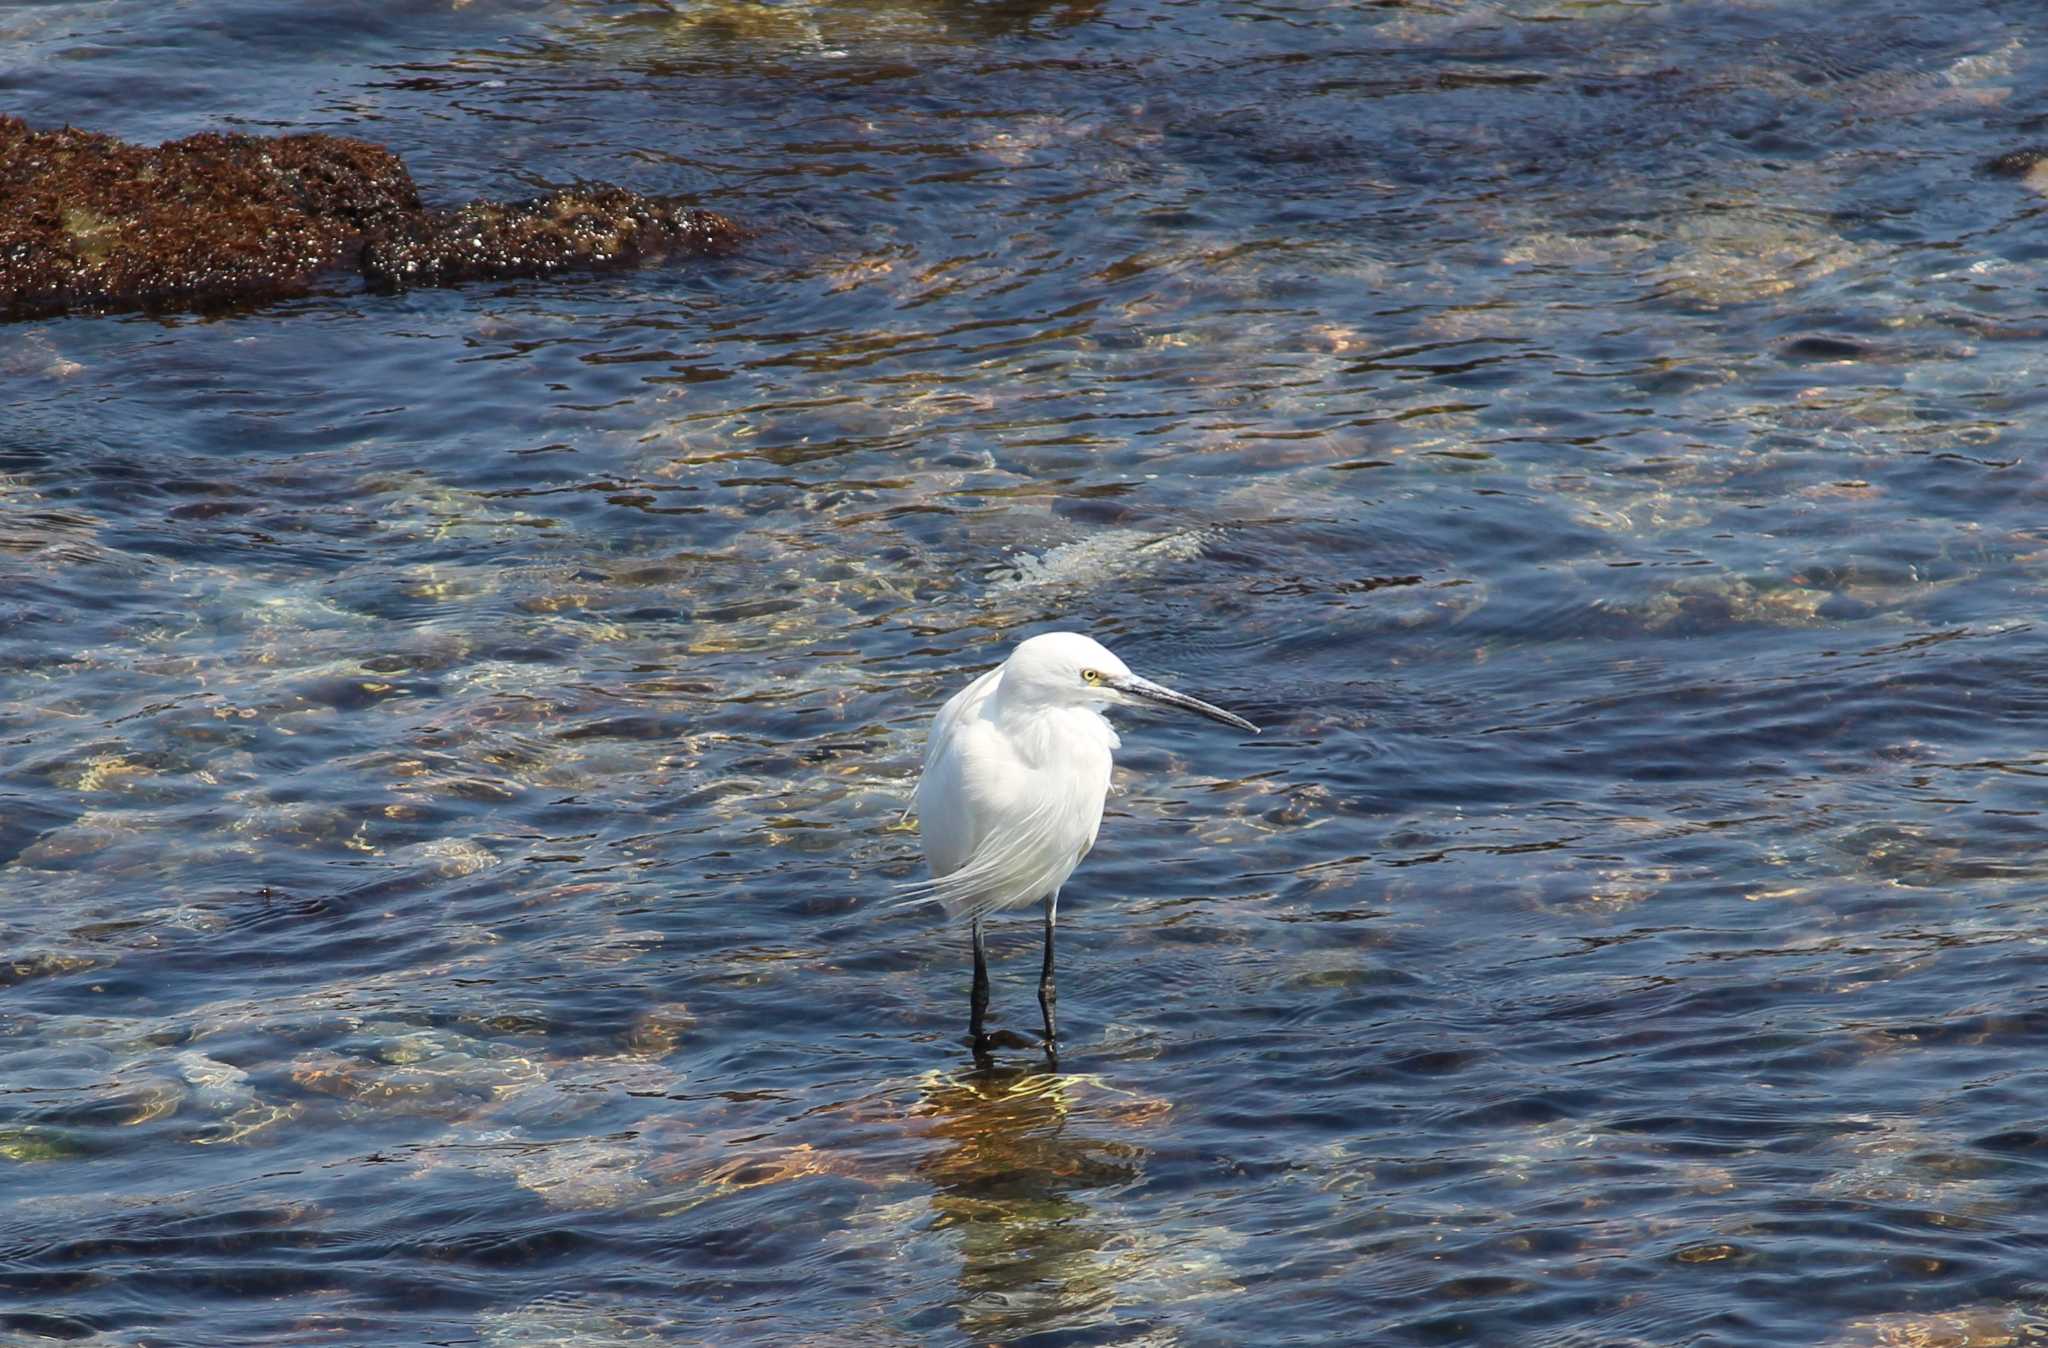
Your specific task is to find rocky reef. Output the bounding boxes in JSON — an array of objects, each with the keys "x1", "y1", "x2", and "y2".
[
  {"x1": 0, "y1": 115, "x2": 743, "y2": 319},
  {"x1": 1982, "y1": 146, "x2": 2048, "y2": 192},
  {"x1": 360, "y1": 186, "x2": 742, "y2": 290}
]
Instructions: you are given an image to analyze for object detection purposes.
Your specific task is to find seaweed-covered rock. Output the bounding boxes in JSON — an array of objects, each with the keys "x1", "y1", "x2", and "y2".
[
  {"x1": 0, "y1": 115, "x2": 420, "y2": 318},
  {"x1": 0, "y1": 115, "x2": 743, "y2": 319},
  {"x1": 1982, "y1": 146, "x2": 2048, "y2": 194},
  {"x1": 1982, "y1": 146, "x2": 2048, "y2": 177},
  {"x1": 362, "y1": 187, "x2": 742, "y2": 289}
]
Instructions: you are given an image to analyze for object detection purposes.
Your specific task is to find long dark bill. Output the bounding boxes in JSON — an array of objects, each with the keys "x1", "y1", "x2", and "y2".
[{"x1": 1112, "y1": 673, "x2": 1260, "y2": 734}]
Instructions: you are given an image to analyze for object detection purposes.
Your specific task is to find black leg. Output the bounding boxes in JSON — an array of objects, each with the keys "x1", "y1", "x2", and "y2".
[
  {"x1": 1037, "y1": 888, "x2": 1059, "y2": 1056},
  {"x1": 970, "y1": 916, "x2": 991, "y2": 1055}
]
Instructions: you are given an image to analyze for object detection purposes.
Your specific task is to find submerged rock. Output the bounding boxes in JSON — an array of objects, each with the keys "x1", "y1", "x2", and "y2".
[
  {"x1": 1982, "y1": 146, "x2": 2048, "y2": 178},
  {"x1": 480, "y1": 1293, "x2": 665, "y2": 1348},
  {"x1": 362, "y1": 187, "x2": 742, "y2": 290},
  {"x1": 0, "y1": 115, "x2": 743, "y2": 319},
  {"x1": 1982, "y1": 146, "x2": 2048, "y2": 194}
]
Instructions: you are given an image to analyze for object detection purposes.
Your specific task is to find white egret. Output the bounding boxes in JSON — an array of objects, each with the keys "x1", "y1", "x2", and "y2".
[{"x1": 902, "y1": 631, "x2": 1258, "y2": 1059}]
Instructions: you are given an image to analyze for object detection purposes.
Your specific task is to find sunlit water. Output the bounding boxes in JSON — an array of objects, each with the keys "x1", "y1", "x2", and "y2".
[{"x1": 6, "y1": 2, "x2": 2048, "y2": 1344}]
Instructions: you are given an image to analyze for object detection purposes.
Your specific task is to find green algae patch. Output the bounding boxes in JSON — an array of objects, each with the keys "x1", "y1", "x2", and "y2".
[{"x1": 0, "y1": 1127, "x2": 83, "y2": 1163}]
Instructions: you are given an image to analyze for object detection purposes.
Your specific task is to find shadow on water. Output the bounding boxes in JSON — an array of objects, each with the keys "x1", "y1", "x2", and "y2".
[{"x1": 916, "y1": 1063, "x2": 1152, "y2": 1344}]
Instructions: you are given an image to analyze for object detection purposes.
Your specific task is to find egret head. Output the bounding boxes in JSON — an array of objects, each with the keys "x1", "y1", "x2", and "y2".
[{"x1": 1000, "y1": 632, "x2": 1259, "y2": 733}]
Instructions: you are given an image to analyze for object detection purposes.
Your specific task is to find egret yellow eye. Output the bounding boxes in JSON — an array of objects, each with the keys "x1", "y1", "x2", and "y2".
[{"x1": 1081, "y1": 669, "x2": 1102, "y2": 684}]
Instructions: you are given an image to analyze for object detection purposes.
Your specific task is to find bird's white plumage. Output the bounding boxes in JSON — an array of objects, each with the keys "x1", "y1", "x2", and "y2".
[
  {"x1": 900, "y1": 631, "x2": 1255, "y2": 1049},
  {"x1": 902, "y1": 633, "x2": 1129, "y2": 925}
]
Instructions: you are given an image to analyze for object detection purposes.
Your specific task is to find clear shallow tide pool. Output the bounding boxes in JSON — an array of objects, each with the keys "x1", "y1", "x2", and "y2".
[{"x1": 5, "y1": 1, "x2": 2048, "y2": 1344}]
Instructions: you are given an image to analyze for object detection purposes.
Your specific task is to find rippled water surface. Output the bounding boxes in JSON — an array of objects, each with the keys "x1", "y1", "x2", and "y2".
[{"x1": 7, "y1": 2, "x2": 2048, "y2": 1343}]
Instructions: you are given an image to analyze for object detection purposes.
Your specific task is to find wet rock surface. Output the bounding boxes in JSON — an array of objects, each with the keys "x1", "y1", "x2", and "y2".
[
  {"x1": 0, "y1": 116, "x2": 417, "y2": 318},
  {"x1": 0, "y1": 116, "x2": 742, "y2": 319},
  {"x1": 361, "y1": 187, "x2": 744, "y2": 290},
  {"x1": 1982, "y1": 146, "x2": 2048, "y2": 176}
]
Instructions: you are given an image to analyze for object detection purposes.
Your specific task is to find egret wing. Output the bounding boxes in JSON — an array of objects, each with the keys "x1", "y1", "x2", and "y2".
[
  {"x1": 898, "y1": 657, "x2": 1092, "y2": 922},
  {"x1": 911, "y1": 720, "x2": 982, "y2": 877},
  {"x1": 900, "y1": 664, "x2": 1001, "y2": 827},
  {"x1": 893, "y1": 788, "x2": 1076, "y2": 925},
  {"x1": 923, "y1": 665, "x2": 1001, "y2": 773}
]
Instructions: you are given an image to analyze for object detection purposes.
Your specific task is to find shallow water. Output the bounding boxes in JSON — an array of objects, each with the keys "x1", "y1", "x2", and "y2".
[{"x1": 6, "y1": 1, "x2": 2048, "y2": 1343}]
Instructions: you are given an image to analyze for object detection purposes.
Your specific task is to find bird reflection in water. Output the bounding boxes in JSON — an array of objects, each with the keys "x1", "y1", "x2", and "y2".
[{"x1": 913, "y1": 1063, "x2": 1161, "y2": 1342}]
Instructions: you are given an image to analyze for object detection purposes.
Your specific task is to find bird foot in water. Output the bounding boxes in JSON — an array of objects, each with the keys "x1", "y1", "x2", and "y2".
[{"x1": 964, "y1": 1026, "x2": 1039, "y2": 1059}]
